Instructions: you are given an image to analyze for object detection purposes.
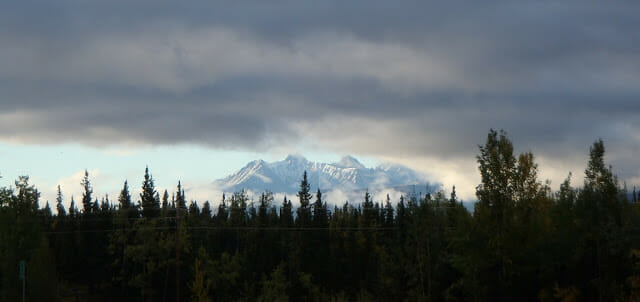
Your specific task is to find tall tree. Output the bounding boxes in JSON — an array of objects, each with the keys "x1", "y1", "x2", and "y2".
[
  {"x1": 81, "y1": 169, "x2": 93, "y2": 214},
  {"x1": 296, "y1": 171, "x2": 312, "y2": 227},
  {"x1": 118, "y1": 181, "x2": 133, "y2": 212},
  {"x1": 56, "y1": 184, "x2": 66, "y2": 217},
  {"x1": 140, "y1": 167, "x2": 159, "y2": 218},
  {"x1": 161, "y1": 189, "x2": 170, "y2": 217},
  {"x1": 312, "y1": 189, "x2": 328, "y2": 227},
  {"x1": 449, "y1": 186, "x2": 457, "y2": 207},
  {"x1": 475, "y1": 129, "x2": 516, "y2": 223},
  {"x1": 471, "y1": 129, "x2": 519, "y2": 301},
  {"x1": 574, "y1": 139, "x2": 627, "y2": 301},
  {"x1": 280, "y1": 196, "x2": 293, "y2": 227},
  {"x1": 110, "y1": 180, "x2": 137, "y2": 299},
  {"x1": 175, "y1": 181, "x2": 186, "y2": 211},
  {"x1": 68, "y1": 196, "x2": 77, "y2": 218},
  {"x1": 383, "y1": 194, "x2": 394, "y2": 227}
]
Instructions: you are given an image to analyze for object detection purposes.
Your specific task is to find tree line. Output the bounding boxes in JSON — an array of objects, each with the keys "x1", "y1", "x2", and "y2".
[{"x1": 1, "y1": 129, "x2": 640, "y2": 301}]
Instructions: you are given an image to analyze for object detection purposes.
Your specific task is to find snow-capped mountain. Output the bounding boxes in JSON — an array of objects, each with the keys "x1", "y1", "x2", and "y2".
[{"x1": 213, "y1": 154, "x2": 435, "y2": 195}]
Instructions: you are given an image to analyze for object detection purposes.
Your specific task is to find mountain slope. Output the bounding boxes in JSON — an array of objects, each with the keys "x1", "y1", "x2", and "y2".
[{"x1": 213, "y1": 155, "x2": 434, "y2": 194}]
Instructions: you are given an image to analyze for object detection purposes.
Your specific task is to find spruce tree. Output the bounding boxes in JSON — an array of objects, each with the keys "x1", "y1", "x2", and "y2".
[
  {"x1": 140, "y1": 167, "x2": 159, "y2": 218},
  {"x1": 161, "y1": 189, "x2": 170, "y2": 217},
  {"x1": 101, "y1": 195, "x2": 110, "y2": 212},
  {"x1": 56, "y1": 185, "x2": 66, "y2": 217},
  {"x1": 91, "y1": 197, "x2": 100, "y2": 214},
  {"x1": 201, "y1": 201, "x2": 212, "y2": 220},
  {"x1": 296, "y1": 171, "x2": 312, "y2": 226},
  {"x1": 81, "y1": 169, "x2": 93, "y2": 214},
  {"x1": 362, "y1": 190, "x2": 375, "y2": 226},
  {"x1": 449, "y1": 185, "x2": 457, "y2": 207},
  {"x1": 68, "y1": 196, "x2": 77, "y2": 218},
  {"x1": 280, "y1": 196, "x2": 293, "y2": 227},
  {"x1": 312, "y1": 189, "x2": 328, "y2": 227},
  {"x1": 118, "y1": 181, "x2": 132, "y2": 209},
  {"x1": 42, "y1": 201, "x2": 52, "y2": 218},
  {"x1": 258, "y1": 191, "x2": 273, "y2": 227},
  {"x1": 217, "y1": 197, "x2": 228, "y2": 225},
  {"x1": 175, "y1": 181, "x2": 186, "y2": 210},
  {"x1": 384, "y1": 194, "x2": 394, "y2": 227}
]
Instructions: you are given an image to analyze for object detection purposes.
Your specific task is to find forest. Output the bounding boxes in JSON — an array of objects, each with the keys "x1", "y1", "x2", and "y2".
[{"x1": 1, "y1": 129, "x2": 639, "y2": 301}]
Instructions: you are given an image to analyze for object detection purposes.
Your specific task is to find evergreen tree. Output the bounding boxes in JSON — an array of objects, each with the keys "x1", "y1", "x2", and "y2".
[
  {"x1": 449, "y1": 185, "x2": 457, "y2": 207},
  {"x1": 258, "y1": 263, "x2": 291, "y2": 302},
  {"x1": 140, "y1": 167, "x2": 159, "y2": 218},
  {"x1": 68, "y1": 196, "x2": 77, "y2": 218},
  {"x1": 175, "y1": 181, "x2": 186, "y2": 211},
  {"x1": 56, "y1": 184, "x2": 66, "y2": 217},
  {"x1": 362, "y1": 190, "x2": 375, "y2": 226},
  {"x1": 311, "y1": 189, "x2": 330, "y2": 284},
  {"x1": 383, "y1": 194, "x2": 394, "y2": 227},
  {"x1": 296, "y1": 171, "x2": 312, "y2": 227},
  {"x1": 27, "y1": 237, "x2": 58, "y2": 301},
  {"x1": 216, "y1": 197, "x2": 228, "y2": 224},
  {"x1": 280, "y1": 196, "x2": 293, "y2": 227},
  {"x1": 118, "y1": 181, "x2": 132, "y2": 209},
  {"x1": 1, "y1": 130, "x2": 639, "y2": 301},
  {"x1": 312, "y1": 189, "x2": 328, "y2": 227},
  {"x1": 201, "y1": 201, "x2": 212, "y2": 220},
  {"x1": 161, "y1": 189, "x2": 170, "y2": 217},
  {"x1": 42, "y1": 201, "x2": 52, "y2": 217},
  {"x1": 258, "y1": 191, "x2": 274, "y2": 227},
  {"x1": 81, "y1": 169, "x2": 93, "y2": 214},
  {"x1": 91, "y1": 197, "x2": 100, "y2": 214},
  {"x1": 110, "y1": 180, "x2": 137, "y2": 299}
]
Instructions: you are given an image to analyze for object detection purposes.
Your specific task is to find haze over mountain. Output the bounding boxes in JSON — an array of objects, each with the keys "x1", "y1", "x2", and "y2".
[{"x1": 213, "y1": 155, "x2": 436, "y2": 195}]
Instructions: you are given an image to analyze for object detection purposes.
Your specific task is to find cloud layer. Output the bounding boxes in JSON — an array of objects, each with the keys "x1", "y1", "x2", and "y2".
[{"x1": 2, "y1": 1, "x2": 640, "y2": 198}]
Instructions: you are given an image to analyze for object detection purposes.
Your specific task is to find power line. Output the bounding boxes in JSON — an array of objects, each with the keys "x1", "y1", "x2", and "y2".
[{"x1": 43, "y1": 226, "x2": 398, "y2": 234}]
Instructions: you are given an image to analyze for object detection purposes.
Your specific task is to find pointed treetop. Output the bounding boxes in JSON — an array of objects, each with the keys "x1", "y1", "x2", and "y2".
[
  {"x1": 140, "y1": 167, "x2": 159, "y2": 218},
  {"x1": 450, "y1": 185, "x2": 457, "y2": 205},
  {"x1": 81, "y1": 169, "x2": 93, "y2": 214},
  {"x1": 297, "y1": 171, "x2": 312, "y2": 207}
]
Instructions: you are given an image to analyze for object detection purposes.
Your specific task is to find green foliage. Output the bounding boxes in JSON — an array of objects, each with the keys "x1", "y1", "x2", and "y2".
[
  {"x1": 27, "y1": 237, "x2": 59, "y2": 301},
  {"x1": 297, "y1": 170, "x2": 312, "y2": 226},
  {"x1": 190, "y1": 249, "x2": 212, "y2": 302},
  {"x1": 80, "y1": 170, "x2": 93, "y2": 214},
  {"x1": 0, "y1": 130, "x2": 638, "y2": 301},
  {"x1": 140, "y1": 167, "x2": 159, "y2": 218},
  {"x1": 258, "y1": 262, "x2": 290, "y2": 302}
]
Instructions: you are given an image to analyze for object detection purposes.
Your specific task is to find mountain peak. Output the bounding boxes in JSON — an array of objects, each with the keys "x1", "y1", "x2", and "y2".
[
  {"x1": 214, "y1": 154, "x2": 433, "y2": 195},
  {"x1": 336, "y1": 155, "x2": 366, "y2": 169},
  {"x1": 284, "y1": 154, "x2": 307, "y2": 162}
]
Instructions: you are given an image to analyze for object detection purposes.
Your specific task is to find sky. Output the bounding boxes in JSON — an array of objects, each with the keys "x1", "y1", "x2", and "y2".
[{"x1": 1, "y1": 1, "x2": 639, "y2": 208}]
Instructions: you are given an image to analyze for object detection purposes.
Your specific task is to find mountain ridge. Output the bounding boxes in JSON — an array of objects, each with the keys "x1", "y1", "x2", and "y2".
[{"x1": 213, "y1": 155, "x2": 436, "y2": 195}]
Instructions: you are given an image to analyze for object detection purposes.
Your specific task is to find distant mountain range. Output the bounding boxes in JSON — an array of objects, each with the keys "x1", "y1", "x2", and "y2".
[{"x1": 213, "y1": 154, "x2": 437, "y2": 195}]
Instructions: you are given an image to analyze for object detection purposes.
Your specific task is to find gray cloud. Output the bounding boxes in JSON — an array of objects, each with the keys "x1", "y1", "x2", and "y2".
[{"x1": 2, "y1": 0, "x2": 640, "y2": 191}]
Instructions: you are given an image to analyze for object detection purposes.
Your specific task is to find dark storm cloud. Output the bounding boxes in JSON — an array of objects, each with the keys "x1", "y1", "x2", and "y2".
[{"x1": 1, "y1": 0, "x2": 640, "y2": 182}]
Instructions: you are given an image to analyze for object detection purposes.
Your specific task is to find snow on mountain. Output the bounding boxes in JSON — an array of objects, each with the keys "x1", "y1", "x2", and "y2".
[
  {"x1": 213, "y1": 155, "x2": 436, "y2": 195},
  {"x1": 335, "y1": 155, "x2": 366, "y2": 169}
]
